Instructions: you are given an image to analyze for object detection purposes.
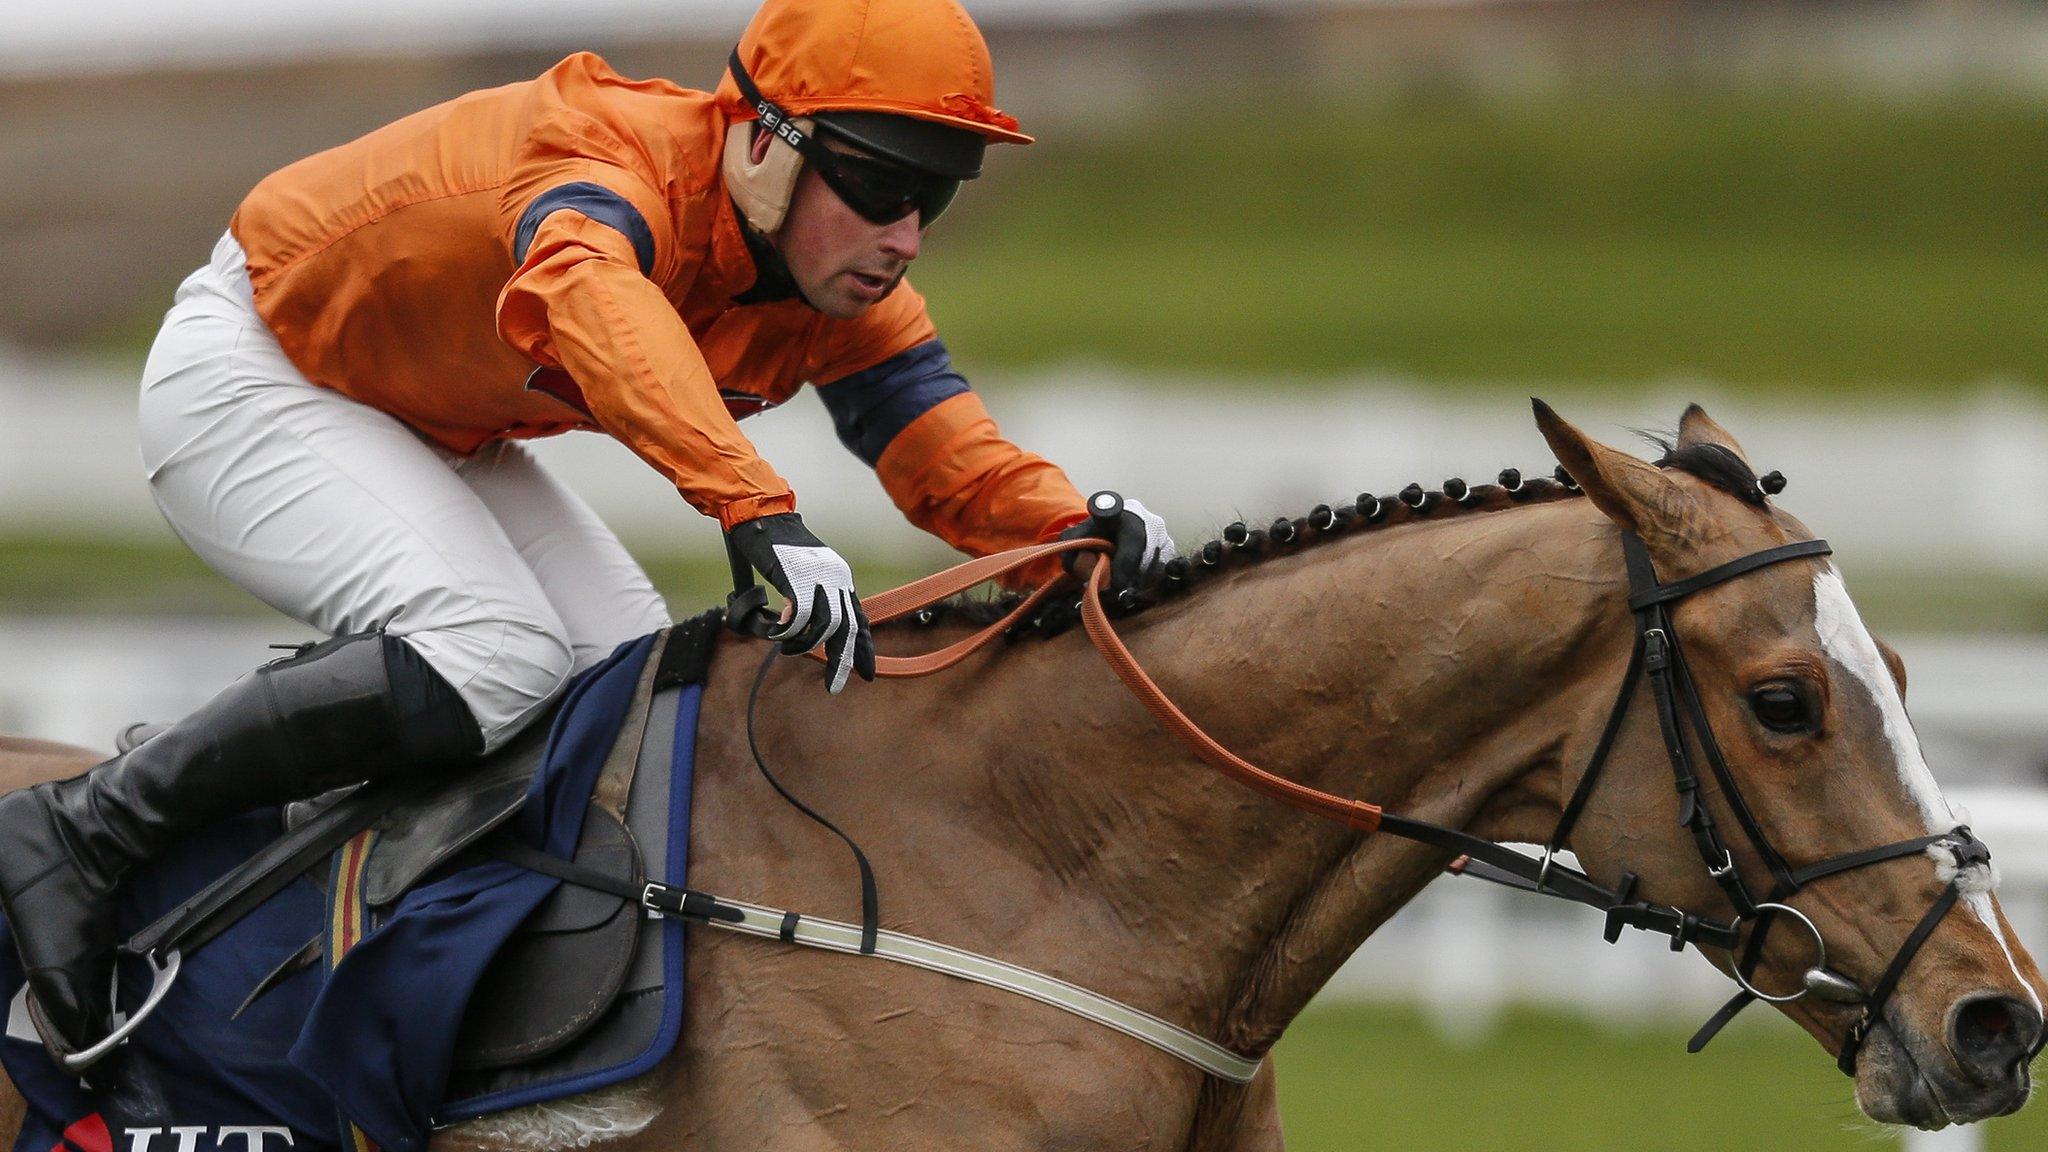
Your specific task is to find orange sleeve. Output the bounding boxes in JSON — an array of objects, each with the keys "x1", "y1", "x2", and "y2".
[
  {"x1": 873, "y1": 391, "x2": 1087, "y2": 589},
  {"x1": 495, "y1": 162, "x2": 794, "y2": 529}
]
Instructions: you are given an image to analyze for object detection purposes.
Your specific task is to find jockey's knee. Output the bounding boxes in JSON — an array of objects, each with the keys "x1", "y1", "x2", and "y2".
[{"x1": 401, "y1": 618, "x2": 576, "y2": 755}]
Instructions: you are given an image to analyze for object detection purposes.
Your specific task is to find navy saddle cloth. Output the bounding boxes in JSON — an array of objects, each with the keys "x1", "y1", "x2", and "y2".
[{"x1": 0, "y1": 613, "x2": 722, "y2": 1152}]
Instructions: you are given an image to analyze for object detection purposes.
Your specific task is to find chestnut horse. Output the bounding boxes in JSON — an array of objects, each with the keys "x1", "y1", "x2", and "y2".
[{"x1": 0, "y1": 404, "x2": 2038, "y2": 1149}]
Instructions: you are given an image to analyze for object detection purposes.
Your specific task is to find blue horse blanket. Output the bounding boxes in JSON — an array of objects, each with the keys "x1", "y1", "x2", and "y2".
[{"x1": 0, "y1": 632, "x2": 699, "y2": 1152}]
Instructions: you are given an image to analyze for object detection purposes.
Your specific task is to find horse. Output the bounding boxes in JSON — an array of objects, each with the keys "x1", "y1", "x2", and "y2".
[{"x1": 0, "y1": 402, "x2": 2037, "y2": 1150}]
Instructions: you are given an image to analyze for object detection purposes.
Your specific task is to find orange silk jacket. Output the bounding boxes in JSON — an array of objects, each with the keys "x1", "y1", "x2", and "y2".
[{"x1": 230, "y1": 52, "x2": 1084, "y2": 570}]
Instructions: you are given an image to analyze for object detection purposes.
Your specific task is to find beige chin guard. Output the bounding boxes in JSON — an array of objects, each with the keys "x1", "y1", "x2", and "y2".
[{"x1": 723, "y1": 119, "x2": 809, "y2": 235}]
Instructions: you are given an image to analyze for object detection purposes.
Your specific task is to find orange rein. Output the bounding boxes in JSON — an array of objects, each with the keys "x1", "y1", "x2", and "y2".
[{"x1": 795, "y1": 539, "x2": 1385, "y2": 834}]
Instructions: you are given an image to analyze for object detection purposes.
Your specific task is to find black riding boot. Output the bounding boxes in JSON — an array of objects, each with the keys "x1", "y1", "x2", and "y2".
[{"x1": 0, "y1": 631, "x2": 481, "y2": 1064}]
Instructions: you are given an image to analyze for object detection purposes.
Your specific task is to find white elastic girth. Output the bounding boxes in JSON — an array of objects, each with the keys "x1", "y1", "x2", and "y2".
[{"x1": 701, "y1": 898, "x2": 1265, "y2": 1084}]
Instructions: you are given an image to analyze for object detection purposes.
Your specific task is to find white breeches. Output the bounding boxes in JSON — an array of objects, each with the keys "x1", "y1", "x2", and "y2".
[{"x1": 138, "y1": 233, "x2": 673, "y2": 752}]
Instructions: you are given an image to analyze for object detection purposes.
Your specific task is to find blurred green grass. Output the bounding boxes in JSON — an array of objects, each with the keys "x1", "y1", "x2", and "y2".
[
  {"x1": 1277, "y1": 1003, "x2": 2046, "y2": 1151},
  {"x1": 915, "y1": 88, "x2": 2048, "y2": 389}
]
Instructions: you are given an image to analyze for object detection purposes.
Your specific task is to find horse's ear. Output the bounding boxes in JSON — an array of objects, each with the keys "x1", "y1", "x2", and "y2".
[
  {"x1": 1874, "y1": 634, "x2": 1909, "y2": 700},
  {"x1": 1675, "y1": 403, "x2": 1751, "y2": 466},
  {"x1": 1532, "y1": 398, "x2": 1691, "y2": 546}
]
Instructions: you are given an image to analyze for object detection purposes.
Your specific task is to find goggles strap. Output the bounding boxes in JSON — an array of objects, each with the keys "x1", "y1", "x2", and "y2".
[{"x1": 728, "y1": 51, "x2": 822, "y2": 163}]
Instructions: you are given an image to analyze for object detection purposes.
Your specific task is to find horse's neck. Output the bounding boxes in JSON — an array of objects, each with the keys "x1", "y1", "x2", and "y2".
[{"x1": 970, "y1": 498, "x2": 1630, "y2": 1053}]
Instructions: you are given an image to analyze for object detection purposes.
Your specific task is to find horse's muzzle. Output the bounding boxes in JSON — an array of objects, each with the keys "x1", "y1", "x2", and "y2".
[
  {"x1": 1948, "y1": 994, "x2": 2041, "y2": 1098},
  {"x1": 1856, "y1": 992, "x2": 2041, "y2": 1128}
]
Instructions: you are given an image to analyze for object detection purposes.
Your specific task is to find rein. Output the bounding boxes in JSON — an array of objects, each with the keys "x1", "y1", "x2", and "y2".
[{"x1": 740, "y1": 517, "x2": 2015, "y2": 1077}]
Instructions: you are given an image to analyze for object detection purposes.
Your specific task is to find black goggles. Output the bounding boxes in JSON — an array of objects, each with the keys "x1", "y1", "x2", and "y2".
[
  {"x1": 807, "y1": 146, "x2": 959, "y2": 226},
  {"x1": 727, "y1": 51, "x2": 962, "y2": 226}
]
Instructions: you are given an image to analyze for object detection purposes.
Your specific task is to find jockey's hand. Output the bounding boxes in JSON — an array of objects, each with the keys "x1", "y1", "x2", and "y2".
[
  {"x1": 1060, "y1": 493, "x2": 1178, "y2": 598},
  {"x1": 726, "y1": 512, "x2": 875, "y2": 693}
]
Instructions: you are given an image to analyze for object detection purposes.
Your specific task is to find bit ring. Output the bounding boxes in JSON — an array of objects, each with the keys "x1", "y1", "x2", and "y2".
[{"x1": 1730, "y1": 903, "x2": 1828, "y2": 1004}]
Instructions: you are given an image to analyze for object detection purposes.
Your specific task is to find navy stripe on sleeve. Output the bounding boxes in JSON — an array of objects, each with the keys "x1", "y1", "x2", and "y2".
[
  {"x1": 816, "y1": 339, "x2": 972, "y2": 468},
  {"x1": 513, "y1": 181, "x2": 657, "y2": 276}
]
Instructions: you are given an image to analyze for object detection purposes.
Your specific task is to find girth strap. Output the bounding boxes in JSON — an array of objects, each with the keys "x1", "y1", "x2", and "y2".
[
  {"x1": 493, "y1": 835, "x2": 1267, "y2": 1084},
  {"x1": 484, "y1": 835, "x2": 744, "y2": 925},
  {"x1": 699, "y1": 894, "x2": 1267, "y2": 1084}
]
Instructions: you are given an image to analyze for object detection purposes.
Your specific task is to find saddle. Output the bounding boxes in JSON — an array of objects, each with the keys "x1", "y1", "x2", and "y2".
[
  {"x1": 386, "y1": 615, "x2": 717, "y2": 1099},
  {"x1": 117, "y1": 611, "x2": 722, "y2": 1126}
]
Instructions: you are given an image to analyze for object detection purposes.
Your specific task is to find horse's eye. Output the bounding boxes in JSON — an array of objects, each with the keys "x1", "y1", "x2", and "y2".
[{"x1": 1750, "y1": 685, "x2": 1814, "y2": 733}]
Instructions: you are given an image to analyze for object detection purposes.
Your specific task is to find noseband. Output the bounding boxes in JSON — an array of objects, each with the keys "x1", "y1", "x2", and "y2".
[{"x1": 1510, "y1": 533, "x2": 1993, "y2": 1074}]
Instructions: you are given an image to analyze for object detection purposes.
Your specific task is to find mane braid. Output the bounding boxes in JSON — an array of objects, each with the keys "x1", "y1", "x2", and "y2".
[{"x1": 881, "y1": 468, "x2": 1585, "y2": 641}]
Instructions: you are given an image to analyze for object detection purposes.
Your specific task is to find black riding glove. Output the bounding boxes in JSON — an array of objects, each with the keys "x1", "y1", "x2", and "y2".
[
  {"x1": 726, "y1": 512, "x2": 875, "y2": 693},
  {"x1": 1059, "y1": 492, "x2": 1179, "y2": 597}
]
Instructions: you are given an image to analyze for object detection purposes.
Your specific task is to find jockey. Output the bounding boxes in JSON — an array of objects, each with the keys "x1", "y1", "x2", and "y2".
[{"x1": 0, "y1": 0, "x2": 1176, "y2": 1066}]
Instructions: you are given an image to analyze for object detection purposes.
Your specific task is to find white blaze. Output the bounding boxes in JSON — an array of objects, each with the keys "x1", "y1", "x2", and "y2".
[
  {"x1": 1811, "y1": 568, "x2": 1952, "y2": 832},
  {"x1": 1811, "y1": 567, "x2": 2043, "y2": 1014}
]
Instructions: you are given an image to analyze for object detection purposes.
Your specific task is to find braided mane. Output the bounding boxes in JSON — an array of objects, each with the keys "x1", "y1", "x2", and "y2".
[
  {"x1": 881, "y1": 435, "x2": 1781, "y2": 641},
  {"x1": 887, "y1": 466, "x2": 1586, "y2": 640}
]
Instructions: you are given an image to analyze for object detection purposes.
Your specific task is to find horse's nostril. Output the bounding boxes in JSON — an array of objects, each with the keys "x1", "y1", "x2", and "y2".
[{"x1": 1951, "y1": 994, "x2": 2043, "y2": 1079}]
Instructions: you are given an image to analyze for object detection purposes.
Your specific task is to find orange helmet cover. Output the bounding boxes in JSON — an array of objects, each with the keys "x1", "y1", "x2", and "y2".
[{"x1": 717, "y1": 0, "x2": 1032, "y2": 145}]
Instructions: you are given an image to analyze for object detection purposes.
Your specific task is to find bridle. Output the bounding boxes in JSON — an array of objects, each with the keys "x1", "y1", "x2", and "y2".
[
  {"x1": 1076, "y1": 525, "x2": 1994, "y2": 1075},
  {"x1": 1524, "y1": 532, "x2": 1992, "y2": 1073},
  {"x1": 732, "y1": 506, "x2": 2025, "y2": 1077}
]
